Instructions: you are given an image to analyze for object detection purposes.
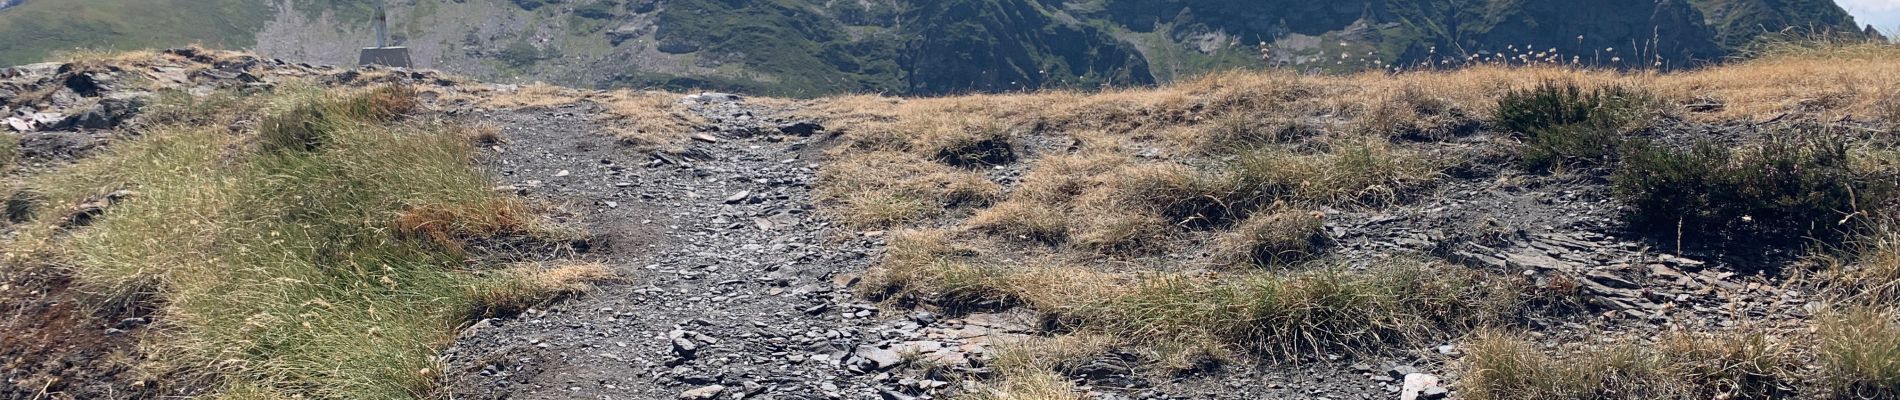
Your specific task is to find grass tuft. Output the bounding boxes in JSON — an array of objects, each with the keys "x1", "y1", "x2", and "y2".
[
  {"x1": 1816, "y1": 307, "x2": 1900, "y2": 398},
  {"x1": 1210, "y1": 208, "x2": 1327, "y2": 268},
  {"x1": 470, "y1": 262, "x2": 618, "y2": 318},
  {"x1": 967, "y1": 201, "x2": 1069, "y2": 245},
  {"x1": 593, "y1": 89, "x2": 705, "y2": 151},
  {"x1": 0, "y1": 132, "x2": 18, "y2": 170},
  {"x1": 910, "y1": 116, "x2": 1016, "y2": 168},
  {"x1": 1226, "y1": 137, "x2": 1445, "y2": 207},
  {"x1": 816, "y1": 152, "x2": 1001, "y2": 227},
  {"x1": 258, "y1": 85, "x2": 417, "y2": 153},
  {"x1": 1088, "y1": 260, "x2": 1514, "y2": 358},
  {"x1": 1461, "y1": 329, "x2": 1802, "y2": 400},
  {"x1": 1815, "y1": 227, "x2": 1900, "y2": 304}
]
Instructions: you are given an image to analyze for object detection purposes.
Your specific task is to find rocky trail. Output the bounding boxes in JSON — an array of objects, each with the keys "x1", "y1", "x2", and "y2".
[{"x1": 438, "y1": 95, "x2": 1049, "y2": 400}]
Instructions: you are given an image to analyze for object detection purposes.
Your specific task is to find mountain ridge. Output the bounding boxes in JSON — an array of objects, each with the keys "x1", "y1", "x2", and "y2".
[{"x1": 0, "y1": 0, "x2": 1877, "y2": 96}]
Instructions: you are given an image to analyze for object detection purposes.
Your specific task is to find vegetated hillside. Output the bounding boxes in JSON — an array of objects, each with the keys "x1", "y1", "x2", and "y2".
[
  {"x1": 0, "y1": 49, "x2": 611, "y2": 399},
  {"x1": 0, "y1": 0, "x2": 1881, "y2": 97},
  {"x1": 4, "y1": 40, "x2": 1900, "y2": 399}
]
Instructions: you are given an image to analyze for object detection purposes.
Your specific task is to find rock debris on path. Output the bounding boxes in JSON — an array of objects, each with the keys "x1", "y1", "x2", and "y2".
[{"x1": 439, "y1": 94, "x2": 1026, "y2": 400}]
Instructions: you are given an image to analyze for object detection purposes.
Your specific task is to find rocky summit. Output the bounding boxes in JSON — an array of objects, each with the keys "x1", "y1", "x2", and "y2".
[{"x1": 0, "y1": 0, "x2": 1882, "y2": 96}]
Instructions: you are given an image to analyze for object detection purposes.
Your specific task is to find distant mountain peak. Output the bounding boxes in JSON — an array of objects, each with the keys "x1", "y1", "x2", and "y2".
[{"x1": 0, "y1": 0, "x2": 1876, "y2": 96}]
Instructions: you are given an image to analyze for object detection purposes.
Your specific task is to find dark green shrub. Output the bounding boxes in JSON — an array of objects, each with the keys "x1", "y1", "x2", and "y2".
[
  {"x1": 497, "y1": 41, "x2": 544, "y2": 69},
  {"x1": 1496, "y1": 82, "x2": 1653, "y2": 171},
  {"x1": 1613, "y1": 133, "x2": 1869, "y2": 243}
]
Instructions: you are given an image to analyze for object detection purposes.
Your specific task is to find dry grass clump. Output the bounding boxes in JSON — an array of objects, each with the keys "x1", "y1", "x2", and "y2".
[
  {"x1": 1463, "y1": 306, "x2": 1900, "y2": 400},
  {"x1": 1460, "y1": 330, "x2": 1801, "y2": 400},
  {"x1": 829, "y1": 109, "x2": 1022, "y2": 168},
  {"x1": 963, "y1": 335, "x2": 1116, "y2": 400},
  {"x1": 592, "y1": 89, "x2": 705, "y2": 151},
  {"x1": 1815, "y1": 307, "x2": 1900, "y2": 398},
  {"x1": 1225, "y1": 137, "x2": 1445, "y2": 206},
  {"x1": 1174, "y1": 112, "x2": 1319, "y2": 154},
  {"x1": 3, "y1": 86, "x2": 586, "y2": 398},
  {"x1": 865, "y1": 235, "x2": 1521, "y2": 358},
  {"x1": 393, "y1": 199, "x2": 539, "y2": 254},
  {"x1": 479, "y1": 82, "x2": 582, "y2": 109},
  {"x1": 1086, "y1": 260, "x2": 1515, "y2": 358},
  {"x1": 816, "y1": 152, "x2": 1001, "y2": 227},
  {"x1": 967, "y1": 201, "x2": 1070, "y2": 244},
  {"x1": 861, "y1": 229, "x2": 1128, "y2": 313},
  {"x1": 1357, "y1": 84, "x2": 1478, "y2": 140},
  {"x1": 1210, "y1": 209, "x2": 1327, "y2": 268},
  {"x1": 471, "y1": 262, "x2": 619, "y2": 318},
  {"x1": 1817, "y1": 228, "x2": 1900, "y2": 304}
]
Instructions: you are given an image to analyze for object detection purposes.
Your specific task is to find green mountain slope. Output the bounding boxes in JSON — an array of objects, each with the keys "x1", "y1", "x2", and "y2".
[
  {"x1": 0, "y1": 0, "x2": 1874, "y2": 96},
  {"x1": 1689, "y1": 0, "x2": 1867, "y2": 49},
  {"x1": 0, "y1": 0, "x2": 273, "y2": 63}
]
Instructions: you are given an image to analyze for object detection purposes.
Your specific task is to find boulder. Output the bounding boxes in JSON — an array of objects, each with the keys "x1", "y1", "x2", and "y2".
[
  {"x1": 1401, "y1": 373, "x2": 1443, "y2": 400},
  {"x1": 608, "y1": 25, "x2": 645, "y2": 46},
  {"x1": 678, "y1": 385, "x2": 724, "y2": 400},
  {"x1": 778, "y1": 121, "x2": 824, "y2": 136}
]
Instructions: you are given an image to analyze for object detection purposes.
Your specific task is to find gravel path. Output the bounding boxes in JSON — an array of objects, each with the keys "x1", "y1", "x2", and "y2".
[{"x1": 438, "y1": 96, "x2": 997, "y2": 400}]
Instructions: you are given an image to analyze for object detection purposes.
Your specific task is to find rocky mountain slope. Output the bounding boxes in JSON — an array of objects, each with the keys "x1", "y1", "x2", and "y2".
[
  {"x1": 5, "y1": 39, "x2": 1900, "y2": 399},
  {"x1": 0, "y1": 0, "x2": 1879, "y2": 96}
]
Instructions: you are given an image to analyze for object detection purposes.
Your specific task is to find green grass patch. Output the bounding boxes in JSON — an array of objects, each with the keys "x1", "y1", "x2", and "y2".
[
  {"x1": 0, "y1": 0, "x2": 273, "y2": 65},
  {"x1": 0, "y1": 132, "x2": 18, "y2": 170},
  {"x1": 9, "y1": 85, "x2": 581, "y2": 398}
]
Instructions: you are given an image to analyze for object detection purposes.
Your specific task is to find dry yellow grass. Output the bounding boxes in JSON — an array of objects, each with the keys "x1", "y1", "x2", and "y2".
[
  {"x1": 816, "y1": 152, "x2": 1002, "y2": 227},
  {"x1": 808, "y1": 44, "x2": 1897, "y2": 149},
  {"x1": 817, "y1": 43, "x2": 1900, "y2": 396},
  {"x1": 960, "y1": 335, "x2": 1115, "y2": 400},
  {"x1": 806, "y1": 49, "x2": 1900, "y2": 397},
  {"x1": 590, "y1": 89, "x2": 706, "y2": 151},
  {"x1": 1461, "y1": 305, "x2": 1900, "y2": 400},
  {"x1": 473, "y1": 262, "x2": 620, "y2": 317},
  {"x1": 1211, "y1": 208, "x2": 1327, "y2": 268},
  {"x1": 478, "y1": 82, "x2": 583, "y2": 109}
]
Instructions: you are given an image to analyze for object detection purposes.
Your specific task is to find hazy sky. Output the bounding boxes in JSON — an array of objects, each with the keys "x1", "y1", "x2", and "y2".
[{"x1": 1838, "y1": 0, "x2": 1900, "y2": 34}]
